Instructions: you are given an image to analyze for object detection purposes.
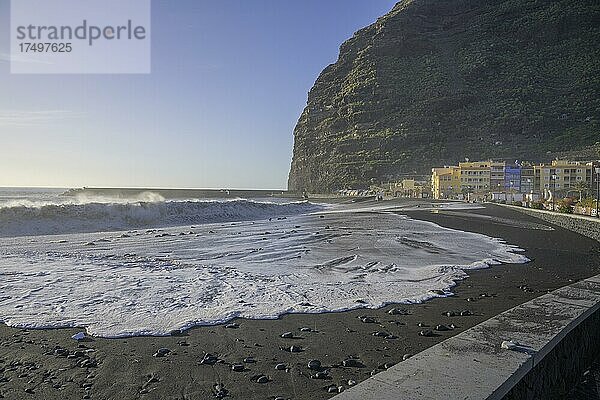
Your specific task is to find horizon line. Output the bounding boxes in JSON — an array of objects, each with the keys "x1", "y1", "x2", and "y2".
[{"x1": 0, "y1": 185, "x2": 290, "y2": 191}]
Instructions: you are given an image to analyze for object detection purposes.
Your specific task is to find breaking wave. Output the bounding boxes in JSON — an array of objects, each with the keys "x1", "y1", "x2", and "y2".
[{"x1": 0, "y1": 198, "x2": 324, "y2": 237}]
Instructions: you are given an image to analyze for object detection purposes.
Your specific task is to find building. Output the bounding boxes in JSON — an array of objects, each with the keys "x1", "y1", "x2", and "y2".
[
  {"x1": 535, "y1": 160, "x2": 594, "y2": 197},
  {"x1": 459, "y1": 161, "x2": 491, "y2": 194},
  {"x1": 504, "y1": 165, "x2": 522, "y2": 193},
  {"x1": 520, "y1": 165, "x2": 535, "y2": 194},
  {"x1": 391, "y1": 179, "x2": 419, "y2": 198},
  {"x1": 490, "y1": 161, "x2": 506, "y2": 193},
  {"x1": 430, "y1": 159, "x2": 597, "y2": 200},
  {"x1": 431, "y1": 167, "x2": 460, "y2": 199}
]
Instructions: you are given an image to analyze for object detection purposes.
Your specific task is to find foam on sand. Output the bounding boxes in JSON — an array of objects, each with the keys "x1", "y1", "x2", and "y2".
[{"x1": 0, "y1": 207, "x2": 529, "y2": 338}]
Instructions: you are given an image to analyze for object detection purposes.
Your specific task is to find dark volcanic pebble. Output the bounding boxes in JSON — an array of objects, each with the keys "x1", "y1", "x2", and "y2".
[
  {"x1": 275, "y1": 363, "x2": 287, "y2": 370},
  {"x1": 435, "y1": 324, "x2": 450, "y2": 331},
  {"x1": 231, "y1": 364, "x2": 244, "y2": 372},
  {"x1": 299, "y1": 327, "x2": 312, "y2": 332},
  {"x1": 212, "y1": 384, "x2": 228, "y2": 399},
  {"x1": 342, "y1": 359, "x2": 363, "y2": 368},
  {"x1": 307, "y1": 360, "x2": 321, "y2": 370},
  {"x1": 288, "y1": 345, "x2": 302, "y2": 353},
  {"x1": 280, "y1": 332, "x2": 294, "y2": 338},
  {"x1": 243, "y1": 357, "x2": 255, "y2": 363},
  {"x1": 311, "y1": 371, "x2": 329, "y2": 379},
  {"x1": 419, "y1": 330, "x2": 434, "y2": 337},
  {"x1": 200, "y1": 353, "x2": 218, "y2": 365},
  {"x1": 327, "y1": 385, "x2": 340, "y2": 393},
  {"x1": 224, "y1": 323, "x2": 239, "y2": 329},
  {"x1": 54, "y1": 348, "x2": 68, "y2": 357},
  {"x1": 144, "y1": 374, "x2": 159, "y2": 386},
  {"x1": 358, "y1": 316, "x2": 376, "y2": 323},
  {"x1": 372, "y1": 331, "x2": 389, "y2": 337},
  {"x1": 388, "y1": 307, "x2": 410, "y2": 315},
  {"x1": 79, "y1": 359, "x2": 97, "y2": 368},
  {"x1": 153, "y1": 348, "x2": 170, "y2": 357}
]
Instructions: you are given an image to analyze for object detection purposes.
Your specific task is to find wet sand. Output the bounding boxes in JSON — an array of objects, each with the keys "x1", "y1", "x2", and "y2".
[{"x1": 0, "y1": 203, "x2": 598, "y2": 400}]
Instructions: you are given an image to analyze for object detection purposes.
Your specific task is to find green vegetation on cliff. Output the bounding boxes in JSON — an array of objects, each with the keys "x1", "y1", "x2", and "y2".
[{"x1": 288, "y1": 0, "x2": 600, "y2": 192}]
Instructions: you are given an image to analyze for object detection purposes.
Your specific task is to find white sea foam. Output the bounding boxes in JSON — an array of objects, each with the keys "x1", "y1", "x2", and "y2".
[
  {"x1": 0, "y1": 208, "x2": 529, "y2": 337},
  {"x1": 0, "y1": 198, "x2": 324, "y2": 237}
]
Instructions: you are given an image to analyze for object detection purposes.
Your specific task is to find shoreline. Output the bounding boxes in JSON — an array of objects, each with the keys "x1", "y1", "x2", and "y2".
[{"x1": 0, "y1": 203, "x2": 598, "y2": 399}]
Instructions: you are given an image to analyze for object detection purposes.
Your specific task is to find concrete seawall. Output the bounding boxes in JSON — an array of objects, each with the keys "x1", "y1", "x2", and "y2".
[
  {"x1": 497, "y1": 204, "x2": 600, "y2": 242},
  {"x1": 333, "y1": 275, "x2": 600, "y2": 400}
]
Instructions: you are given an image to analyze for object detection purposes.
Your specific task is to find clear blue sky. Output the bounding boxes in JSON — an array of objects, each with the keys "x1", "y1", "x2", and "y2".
[{"x1": 0, "y1": 0, "x2": 397, "y2": 189}]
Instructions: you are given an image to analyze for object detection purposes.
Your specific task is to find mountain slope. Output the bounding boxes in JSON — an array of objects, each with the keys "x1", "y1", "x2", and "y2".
[{"x1": 288, "y1": 0, "x2": 600, "y2": 192}]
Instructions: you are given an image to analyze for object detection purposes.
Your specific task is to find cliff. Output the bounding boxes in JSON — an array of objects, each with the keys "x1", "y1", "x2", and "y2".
[{"x1": 288, "y1": 0, "x2": 600, "y2": 192}]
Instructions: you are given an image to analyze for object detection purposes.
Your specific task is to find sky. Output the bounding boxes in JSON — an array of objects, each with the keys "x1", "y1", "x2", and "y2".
[{"x1": 0, "y1": 0, "x2": 397, "y2": 189}]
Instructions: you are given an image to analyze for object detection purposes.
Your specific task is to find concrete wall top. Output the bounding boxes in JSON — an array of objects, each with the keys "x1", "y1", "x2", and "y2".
[{"x1": 333, "y1": 275, "x2": 600, "y2": 400}]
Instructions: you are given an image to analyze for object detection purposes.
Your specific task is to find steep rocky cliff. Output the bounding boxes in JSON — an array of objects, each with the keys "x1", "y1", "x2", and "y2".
[{"x1": 288, "y1": 0, "x2": 600, "y2": 192}]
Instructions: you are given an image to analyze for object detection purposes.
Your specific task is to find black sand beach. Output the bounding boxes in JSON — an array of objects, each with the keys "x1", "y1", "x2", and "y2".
[{"x1": 0, "y1": 203, "x2": 598, "y2": 400}]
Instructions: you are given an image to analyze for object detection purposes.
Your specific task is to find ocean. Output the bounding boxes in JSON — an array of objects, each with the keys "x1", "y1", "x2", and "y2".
[{"x1": 0, "y1": 188, "x2": 528, "y2": 337}]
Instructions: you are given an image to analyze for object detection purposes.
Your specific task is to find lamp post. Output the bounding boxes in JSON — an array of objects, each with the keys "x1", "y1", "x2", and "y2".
[
  {"x1": 596, "y1": 167, "x2": 600, "y2": 218},
  {"x1": 551, "y1": 174, "x2": 557, "y2": 211}
]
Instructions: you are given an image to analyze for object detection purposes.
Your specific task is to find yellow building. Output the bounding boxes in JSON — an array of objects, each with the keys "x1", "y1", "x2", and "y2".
[
  {"x1": 535, "y1": 160, "x2": 593, "y2": 195},
  {"x1": 431, "y1": 159, "x2": 596, "y2": 200},
  {"x1": 402, "y1": 179, "x2": 415, "y2": 191},
  {"x1": 390, "y1": 179, "x2": 428, "y2": 198},
  {"x1": 432, "y1": 167, "x2": 461, "y2": 199},
  {"x1": 459, "y1": 161, "x2": 491, "y2": 193}
]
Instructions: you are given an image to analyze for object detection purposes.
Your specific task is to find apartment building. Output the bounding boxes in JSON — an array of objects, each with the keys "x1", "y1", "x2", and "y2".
[
  {"x1": 490, "y1": 161, "x2": 506, "y2": 192},
  {"x1": 431, "y1": 167, "x2": 460, "y2": 199},
  {"x1": 520, "y1": 165, "x2": 535, "y2": 193},
  {"x1": 535, "y1": 160, "x2": 593, "y2": 193},
  {"x1": 431, "y1": 159, "x2": 597, "y2": 199},
  {"x1": 459, "y1": 161, "x2": 491, "y2": 193}
]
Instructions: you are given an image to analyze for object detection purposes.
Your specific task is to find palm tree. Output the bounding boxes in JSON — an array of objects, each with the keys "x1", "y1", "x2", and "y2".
[{"x1": 573, "y1": 181, "x2": 590, "y2": 201}]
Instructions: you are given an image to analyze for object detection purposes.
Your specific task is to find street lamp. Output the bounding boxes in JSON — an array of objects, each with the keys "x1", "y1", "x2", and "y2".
[
  {"x1": 595, "y1": 167, "x2": 600, "y2": 218},
  {"x1": 509, "y1": 181, "x2": 514, "y2": 203},
  {"x1": 551, "y1": 174, "x2": 557, "y2": 211}
]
